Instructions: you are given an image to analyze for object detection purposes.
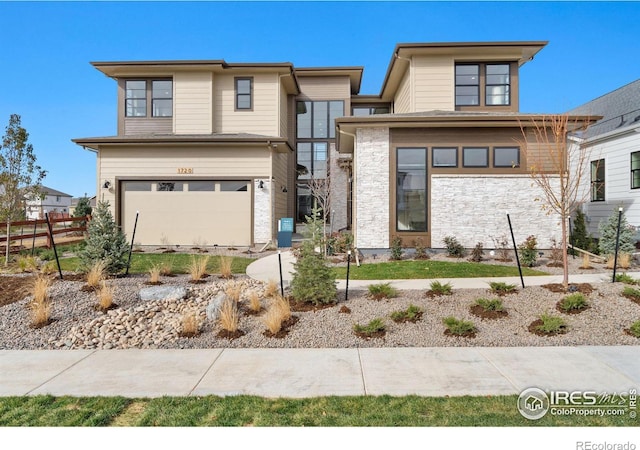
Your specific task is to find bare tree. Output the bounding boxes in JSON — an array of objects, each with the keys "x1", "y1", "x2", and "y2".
[
  {"x1": 518, "y1": 114, "x2": 595, "y2": 289},
  {"x1": 306, "y1": 175, "x2": 331, "y2": 255}
]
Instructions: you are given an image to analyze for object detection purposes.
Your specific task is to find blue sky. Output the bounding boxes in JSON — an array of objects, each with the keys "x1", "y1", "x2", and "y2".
[{"x1": 1, "y1": 1, "x2": 640, "y2": 199}]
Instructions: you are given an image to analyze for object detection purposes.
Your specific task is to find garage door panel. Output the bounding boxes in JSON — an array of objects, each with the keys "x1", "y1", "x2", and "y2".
[{"x1": 122, "y1": 181, "x2": 251, "y2": 246}]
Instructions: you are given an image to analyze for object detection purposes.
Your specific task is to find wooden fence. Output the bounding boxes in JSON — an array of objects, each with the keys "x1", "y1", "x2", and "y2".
[{"x1": 0, "y1": 215, "x2": 90, "y2": 253}]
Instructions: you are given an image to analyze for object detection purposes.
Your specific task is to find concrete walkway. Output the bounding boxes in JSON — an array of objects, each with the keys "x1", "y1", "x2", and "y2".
[{"x1": 1, "y1": 347, "x2": 638, "y2": 398}]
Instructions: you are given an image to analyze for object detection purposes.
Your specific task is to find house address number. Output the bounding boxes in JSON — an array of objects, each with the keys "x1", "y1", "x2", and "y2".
[{"x1": 177, "y1": 168, "x2": 193, "y2": 174}]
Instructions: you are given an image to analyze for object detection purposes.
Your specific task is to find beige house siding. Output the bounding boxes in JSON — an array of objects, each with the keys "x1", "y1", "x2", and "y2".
[
  {"x1": 394, "y1": 69, "x2": 411, "y2": 113},
  {"x1": 174, "y1": 71, "x2": 213, "y2": 134},
  {"x1": 214, "y1": 73, "x2": 279, "y2": 135},
  {"x1": 279, "y1": 82, "x2": 288, "y2": 138},
  {"x1": 272, "y1": 150, "x2": 289, "y2": 222},
  {"x1": 297, "y1": 75, "x2": 351, "y2": 114},
  {"x1": 413, "y1": 55, "x2": 454, "y2": 111}
]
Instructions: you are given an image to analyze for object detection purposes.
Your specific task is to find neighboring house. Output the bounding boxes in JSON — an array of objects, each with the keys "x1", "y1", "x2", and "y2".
[
  {"x1": 567, "y1": 79, "x2": 640, "y2": 240},
  {"x1": 73, "y1": 41, "x2": 594, "y2": 250},
  {"x1": 25, "y1": 186, "x2": 73, "y2": 219}
]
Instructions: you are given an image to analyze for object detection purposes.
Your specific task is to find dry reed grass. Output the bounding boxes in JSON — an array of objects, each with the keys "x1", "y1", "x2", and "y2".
[
  {"x1": 248, "y1": 291, "x2": 262, "y2": 313},
  {"x1": 159, "y1": 262, "x2": 173, "y2": 276},
  {"x1": 619, "y1": 253, "x2": 632, "y2": 269},
  {"x1": 30, "y1": 275, "x2": 52, "y2": 327},
  {"x1": 148, "y1": 265, "x2": 161, "y2": 284},
  {"x1": 579, "y1": 252, "x2": 593, "y2": 269},
  {"x1": 262, "y1": 304, "x2": 284, "y2": 334},
  {"x1": 219, "y1": 255, "x2": 233, "y2": 279},
  {"x1": 97, "y1": 281, "x2": 114, "y2": 310},
  {"x1": 181, "y1": 310, "x2": 200, "y2": 336},
  {"x1": 219, "y1": 299, "x2": 239, "y2": 332},
  {"x1": 188, "y1": 255, "x2": 209, "y2": 281},
  {"x1": 224, "y1": 281, "x2": 242, "y2": 303},
  {"x1": 264, "y1": 279, "x2": 278, "y2": 298},
  {"x1": 273, "y1": 294, "x2": 291, "y2": 321},
  {"x1": 86, "y1": 260, "x2": 106, "y2": 289}
]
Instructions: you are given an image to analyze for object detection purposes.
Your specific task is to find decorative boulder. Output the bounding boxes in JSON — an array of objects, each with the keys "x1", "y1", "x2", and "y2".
[
  {"x1": 206, "y1": 293, "x2": 227, "y2": 321},
  {"x1": 138, "y1": 285, "x2": 188, "y2": 302}
]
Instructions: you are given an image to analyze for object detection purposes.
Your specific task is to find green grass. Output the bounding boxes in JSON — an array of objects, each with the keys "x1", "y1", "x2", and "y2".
[
  {"x1": 58, "y1": 253, "x2": 253, "y2": 275},
  {"x1": 615, "y1": 273, "x2": 638, "y2": 285},
  {"x1": 622, "y1": 286, "x2": 640, "y2": 300},
  {"x1": 475, "y1": 298, "x2": 504, "y2": 312},
  {"x1": 334, "y1": 260, "x2": 547, "y2": 280},
  {"x1": 0, "y1": 395, "x2": 635, "y2": 426}
]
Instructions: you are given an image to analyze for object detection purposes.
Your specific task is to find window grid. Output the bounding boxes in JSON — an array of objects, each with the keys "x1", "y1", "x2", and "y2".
[
  {"x1": 235, "y1": 77, "x2": 253, "y2": 110},
  {"x1": 591, "y1": 159, "x2": 605, "y2": 202},
  {"x1": 631, "y1": 152, "x2": 640, "y2": 189}
]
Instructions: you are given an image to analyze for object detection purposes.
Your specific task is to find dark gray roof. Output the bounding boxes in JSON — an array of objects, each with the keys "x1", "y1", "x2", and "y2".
[
  {"x1": 567, "y1": 79, "x2": 640, "y2": 139},
  {"x1": 42, "y1": 186, "x2": 72, "y2": 198}
]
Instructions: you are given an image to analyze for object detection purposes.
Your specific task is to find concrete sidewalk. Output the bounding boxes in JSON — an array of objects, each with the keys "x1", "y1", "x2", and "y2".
[{"x1": 1, "y1": 347, "x2": 638, "y2": 398}]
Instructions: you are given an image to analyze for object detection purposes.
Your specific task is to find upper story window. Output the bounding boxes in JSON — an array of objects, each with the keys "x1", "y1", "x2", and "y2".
[
  {"x1": 125, "y1": 80, "x2": 173, "y2": 117},
  {"x1": 432, "y1": 147, "x2": 458, "y2": 167},
  {"x1": 494, "y1": 147, "x2": 520, "y2": 167},
  {"x1": 352, "y1": 106, "x2": 390, "y2": 116},
  {"x1": 296, "y1": 100, "x2": 344, "y2": 139},
  {"x1": 455, "y1": 63, "x2": 511, "y2": 107},
  {"x1": 631, "y1": 152, "x2": 640, "y2": 189},
  {"x1": 591, "y1": 159, "x2": 605, "y2": 201},
  {"x1": 235, "y1": 77, "x2": 253, "y2": 110}
]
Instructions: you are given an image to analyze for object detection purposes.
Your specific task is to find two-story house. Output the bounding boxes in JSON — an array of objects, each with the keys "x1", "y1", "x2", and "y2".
[
  {"x1": 25, "y1": 186, "x2": 73, "y2": 220},
  {"x1": 73, "y1": 41, "x2": 594, "y2": 250}
]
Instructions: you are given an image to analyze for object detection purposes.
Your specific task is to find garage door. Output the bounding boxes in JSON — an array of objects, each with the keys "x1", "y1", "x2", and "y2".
[{"x1": 121, "y1": 180, "x2": 252, "y2": 246}]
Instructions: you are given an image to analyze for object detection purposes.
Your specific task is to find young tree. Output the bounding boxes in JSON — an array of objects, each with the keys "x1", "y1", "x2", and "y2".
[
  {"x1": 598, "y1": 208, "x2": 636, "y2": 256},
  {"x1": 73, "y1": 195, "x2": 93, "y2": 219},
  {"x1": 79, "y1": 200, "x2": 129, "y2": 275},
  {"x1": 518, "y1": 114, "x2": 594, "y2": 289},
  {"x1": 306, "y1": 176, "x2": 331, "y2": 255},
  {"x1": 0, "y1": 114, "x2": 46, "y2": 265}
]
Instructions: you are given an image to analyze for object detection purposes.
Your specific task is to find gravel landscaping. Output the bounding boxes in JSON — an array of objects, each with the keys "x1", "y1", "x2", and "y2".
[{"x1": 1, "y1": 252, "x2": 640, "y2": 350}]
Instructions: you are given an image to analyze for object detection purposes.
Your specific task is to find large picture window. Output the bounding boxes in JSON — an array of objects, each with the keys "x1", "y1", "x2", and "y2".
[
  {"x1": 396, "y1": 148, "x2": 427, "y2": 232},
  {"x1": 296, "y1": 100, "x2": 343, "y2": 139},
  {"x1": 591, "y1": 159, "x2": 605, "y2": 201},
  {"x1": 631, "y1": 152, "x2": 640, "y2": 189}
]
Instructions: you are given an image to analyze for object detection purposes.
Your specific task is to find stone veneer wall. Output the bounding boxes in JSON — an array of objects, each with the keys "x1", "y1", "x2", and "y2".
[
  {"x1": 431, "y1": 175, "x2": 562, "y2": 249},
  {"x1": 253, "y1": 179, "x2": 271, "y2": 244},
  {"x1": 355, "y1": 127, "x2": 390, "y2": 248},
  {"x1": 329, "y1": 142, "x2": 349, "y2": 232}
]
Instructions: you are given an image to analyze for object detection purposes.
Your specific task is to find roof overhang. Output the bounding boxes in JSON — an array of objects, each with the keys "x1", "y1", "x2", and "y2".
[
  {"x1": 91, "y1": 60, "x2": 300, "y2": 94},
  {"x1": 380, "y1": 41, "x2": 548, "y2": 101},
  {"x1": 295, "y1": 67, "x2": 364, "y2": 95},
  {"x1": 336, "y1": 112, "x2": 598, "y2": 153},
  {"x1": 73, "y1": 135, "x2": 294, "y2": 153}
]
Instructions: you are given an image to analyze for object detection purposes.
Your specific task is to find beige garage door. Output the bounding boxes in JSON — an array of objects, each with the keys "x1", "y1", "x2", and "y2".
[{"x1": 121, "y1": 180, "x2": 251, "y2": 246}]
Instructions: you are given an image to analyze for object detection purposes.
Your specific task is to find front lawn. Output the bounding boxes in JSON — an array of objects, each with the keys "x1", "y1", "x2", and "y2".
[
  {"x1": 0, "y1": 394, "x2": 634, "y2": 426},
  {"x1": 58, "y1": 253, "x2": 254, "y2": 275},
  {"x1": 333, "y1": 260, "x2": 548, "y2": 280}
]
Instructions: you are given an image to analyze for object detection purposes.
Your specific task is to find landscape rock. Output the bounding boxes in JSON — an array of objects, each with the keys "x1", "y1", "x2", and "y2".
[
  {"x1": 139, "y1": 285, "x2": 187, "y2": 302},
  {"x1": 206, "y1": 292, "x2": 227, "y2": 321}
]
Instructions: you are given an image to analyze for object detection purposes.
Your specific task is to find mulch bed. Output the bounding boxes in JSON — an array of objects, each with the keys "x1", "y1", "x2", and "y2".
[
  {"x1": 624, "y1": 329, "x2": 640, "y2": 339},
  {"x1": 242, "y1": 307, "x2": 263, "y2": 316},
  {"x1": 30, "y1": 318, "x2": 57, "y2": 329},
  {"x1": 289, "y1": 299, "x2": 336, "y2": 312},
  {"x1": 94, "y1": 303, "x2": 119, "y2": 313},
  {"x1": 528, "y1": 319, "x2": 568, "y2": 337},
  {"x1": 470, "y1": 305, "x2": 508, "y2": 320},
  {"x1": 339, "y1": 305, "x2": 351, "y2": 314},
  {"x1": 622, "y1": 293, "x2": 640, "y2": 305},
  {"x1": 216, "y1": 329, "x2": 246, "y2": 340},
  {"x1": 0, "y1": 275, "x2": 35, "y2": 307},
  {"x1": 444, "y1": 329, "x2": 476, "y2": 338},
  {"x1": 391, "y1": 312, "x2": 423, "y2": 324},
  {"x1": 542, "y1": 283, "x2": 594, "y2": 295},
  {"x1": 425, "y1": 290, "x2": 452, "y2": 299},
  {"x1": 354, "y1": 330, "x2": 386, "y2": 339},
  {"x1": 144, "y1": 281, "x2": 163, "y2": 286}
]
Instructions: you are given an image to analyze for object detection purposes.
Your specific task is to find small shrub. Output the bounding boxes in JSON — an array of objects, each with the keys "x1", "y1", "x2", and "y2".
[
  {"x1": 219, "y1": 299, "x2": 239, "y2": 333},
  {"x1": 390, "y1": 304, "x2": 423, "y2": 323},
  {"x1": 558, "y1": 293, "x2": 588, "y2": 312},
  {"x1": 535, "y1": 313, "x2": 567, "y2": 334},
  {"x1": 353, "y1": 318, "x2": 386, "y2": 336},
  {"x1": 475, "y1": 298, "x2": 504, "y2": 312},
  {"x1": 86, "y1": 260, "x2": 106, "y2": 290},
  {"x1": 598, "y1": 208, "x2": 636, "y2": 256},
  {"x1": 429, "y1": 280, "x2": 452, "y2": 296},
  {"x1": 627, "y1": 321, "x2": 640, "y2": 338},
  {"x1": 518, "y1": 235, "x2": 538, "y2": 267},
  {"x1": 148, "y1": 265, "x2": 161, "y2": 284},
  {"x1": 622, "y1": 286, "x2": 640, "y2": 301},
  {"x1": 442, "y1": 317, "x2": 476, "y2": 336},
  {"x1": 491, "y1": 235, "x2": 512, "y2": 261},
  {"x1": 188, "y1": 255, "x2": 209, "y2": 281},
  {"x1": 390, "y1": 236, "x2": 403, "y2": 260},
  {"x1": 79, "y1": 200, "x2": 129, "y2": 275},
  {"x1": 290, "y1": 241, "x2": 337, "y2": 306},
  {"x1": 413, "y1": 238, "x2": 429, "y2": 260},
  {"x1": 615, "y1": 273, "x2": 637, "y2": 285},
  {"x1": 17, "y1": 255, "x2": 38, "y2": 273},
  {"x1": 248, "y1": 291, "x2": 262, "y2": 313},
  {"x1": 29, "y1": 275, "x2": 51, "y2": 328},
  {"x1": 219, "y1": 255, "x2": 233, "y2": 279},
  {"x1": 264, "y1": 279, "x2": 279, "y2": 298},
  {"x1": 368, "y1": 282, "x2": 398, "y2": 300},
  {"x1": 181, "y1": 311, "x2": 200, "y2": 337},
  {"x1": 97, "y1": 281, "x2": 114, "y2": 311},
  {"x1": 489, "y1": 281, "x2": 517, "y2": 296},
  {"x1": 443, "y1": 236, "x2": 465, "y2": 258},
  {"x1": 549, "y1": 238, "x2": 563, "y2": 266},
  {"x1": 328, "y1": 231, "x2": 354, "y2": 254},
  {"x1": 469, "y1": 242, "x2": 484, "y2": 262}
]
